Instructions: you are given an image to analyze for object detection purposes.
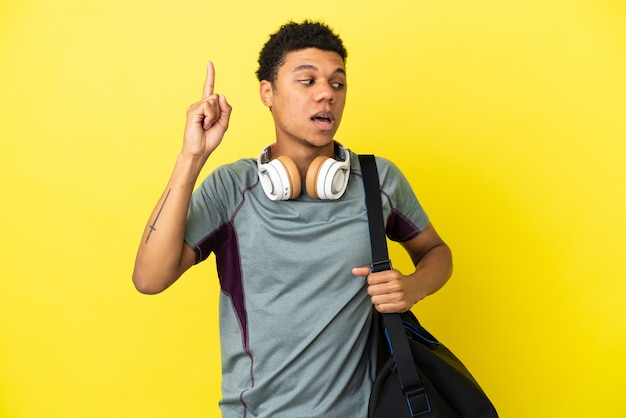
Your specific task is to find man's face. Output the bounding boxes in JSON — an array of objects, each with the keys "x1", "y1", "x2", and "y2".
[{"x1": 261, "y1": 48, "x2": 347, "y2": 150}]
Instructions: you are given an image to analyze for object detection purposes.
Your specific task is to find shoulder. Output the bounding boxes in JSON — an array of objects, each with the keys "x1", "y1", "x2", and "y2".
[
  {"x1": 198, "y1": 158, "x2": 258, "y2": 191},
  {"x1": 350, "y1": 151, "x2": 406, "y2": 181},
  {"x1": 212, "y1": 157, "x2": 257, "y2": 179},
  {"x1": 374, "y1": 155, "x2": 404, "y2": 176}
]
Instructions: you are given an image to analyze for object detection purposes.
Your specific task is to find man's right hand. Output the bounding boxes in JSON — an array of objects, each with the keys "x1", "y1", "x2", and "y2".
[
  {"x1": 183, "y1": 61, "x2": 232, "y2": 160},
  {"x1": 132, "y1": 61, "x2": 232, "y2": 294}
]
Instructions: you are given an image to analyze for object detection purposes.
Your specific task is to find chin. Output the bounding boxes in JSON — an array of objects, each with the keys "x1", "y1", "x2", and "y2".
[
  {"x1": 306, "y1": 137, "x2": 336, "y2": 150},
  {"x1": 278, "y1": 130, "x2": 337, "y2": 150},
  {"x1": 311, "y1": 130, "x2": 339, "y2": 145}
]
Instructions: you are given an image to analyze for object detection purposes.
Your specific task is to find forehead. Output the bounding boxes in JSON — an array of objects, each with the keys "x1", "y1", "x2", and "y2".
[{"x1": 279, "y1": 48, "x2": 346, "y2": 74}]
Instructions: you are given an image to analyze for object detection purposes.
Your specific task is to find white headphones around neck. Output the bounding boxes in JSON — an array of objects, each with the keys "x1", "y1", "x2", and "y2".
[{"x1": 257, "y1": 142, "x2": 351, "y2": 201}]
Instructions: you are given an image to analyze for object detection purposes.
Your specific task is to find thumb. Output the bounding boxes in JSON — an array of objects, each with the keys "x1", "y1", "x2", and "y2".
[{"x1": 352, "y1": 266, "x2": 370, "y2": 277}]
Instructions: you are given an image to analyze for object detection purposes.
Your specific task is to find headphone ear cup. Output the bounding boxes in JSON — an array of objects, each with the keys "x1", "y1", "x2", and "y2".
[
  {"x1": 306, "y1": 155, "x2": 350, "y2": 200},
  {"x1": 275, "y1": 155, "x2": 301, "y2": 199},
  {"x1": 258, "y1": 155, "x2": 301, "y2": 200},
  {"x1": 305, "y1": 156, "x2": 328, "y2": 199}
]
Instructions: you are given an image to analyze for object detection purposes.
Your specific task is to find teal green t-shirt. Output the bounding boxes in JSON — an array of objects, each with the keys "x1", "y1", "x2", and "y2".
[{"x1": 185, "y1": 150, "x2": 429, "y2": 418}]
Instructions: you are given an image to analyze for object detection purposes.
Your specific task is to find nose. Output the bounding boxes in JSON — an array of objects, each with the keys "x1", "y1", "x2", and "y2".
[{"x1": 315, "y1": 82, "x2": 335, "y2": 104}]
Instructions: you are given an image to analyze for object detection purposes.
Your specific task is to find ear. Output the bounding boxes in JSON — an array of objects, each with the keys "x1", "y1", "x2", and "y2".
[{"x1": 259, "y1": 80, "x2": 273, "y2": 107}]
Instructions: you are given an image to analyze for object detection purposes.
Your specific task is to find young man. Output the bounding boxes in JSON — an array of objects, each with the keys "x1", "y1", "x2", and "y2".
[{"x1": 133, "y1": 20, "x2": 452, "y2": 418}]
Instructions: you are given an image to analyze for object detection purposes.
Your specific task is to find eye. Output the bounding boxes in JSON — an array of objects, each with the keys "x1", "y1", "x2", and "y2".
[
  {"x1": 331, "y1": 82, "x2": 345, "y2": 89},
  {"x1": 299, "y1": 79, "x2": 313, "y2": 86}
]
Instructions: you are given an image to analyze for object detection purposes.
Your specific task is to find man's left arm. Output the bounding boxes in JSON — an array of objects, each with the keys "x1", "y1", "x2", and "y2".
[{"x1": 352, "y1": 223, "x2": 453, "y2": 313}]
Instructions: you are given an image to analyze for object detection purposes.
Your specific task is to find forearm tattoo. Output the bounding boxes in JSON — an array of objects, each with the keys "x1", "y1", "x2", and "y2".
[{"x1": 145, "y1": 188, "x2": 171, "y2": 244}]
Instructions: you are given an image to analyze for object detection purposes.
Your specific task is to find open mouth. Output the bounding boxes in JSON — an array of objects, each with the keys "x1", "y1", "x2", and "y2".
[{"x1": 311, "y1": 112, "x2": 334, "y2": 128}]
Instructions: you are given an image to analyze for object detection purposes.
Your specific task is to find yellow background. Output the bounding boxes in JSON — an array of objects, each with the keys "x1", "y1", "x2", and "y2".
[{"x1": 1, "y1": 0, "x2": 625, "y2": 416}]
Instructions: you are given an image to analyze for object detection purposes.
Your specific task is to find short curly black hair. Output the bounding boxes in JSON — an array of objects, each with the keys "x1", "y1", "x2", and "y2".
[{"x1": 256, "y1": 20, "x2": 348, "y2": 83}]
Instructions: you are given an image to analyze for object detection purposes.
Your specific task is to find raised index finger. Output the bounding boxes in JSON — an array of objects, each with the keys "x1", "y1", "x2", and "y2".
[{"x1": 202, "y1": 61, "x2": 215, "y2": 98}]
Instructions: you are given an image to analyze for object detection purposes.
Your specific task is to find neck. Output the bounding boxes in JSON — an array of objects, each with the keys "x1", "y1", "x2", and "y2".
[{"x1": 273, "y1": 140, "x2": 336, "y2": 179}]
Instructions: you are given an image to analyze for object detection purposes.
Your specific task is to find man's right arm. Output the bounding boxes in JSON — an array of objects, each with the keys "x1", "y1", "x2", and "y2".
[
  {"x1": 132, "y1": 154, "x2": 206, "y2": 294},
  {"x1": 132, "y1": 62, "x2": 232, "y2": 294}
]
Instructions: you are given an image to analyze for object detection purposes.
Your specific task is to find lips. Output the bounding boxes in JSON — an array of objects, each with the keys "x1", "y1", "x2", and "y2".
[{"x1": 311, "y1": 111, "x2": 335, "y2": 129}]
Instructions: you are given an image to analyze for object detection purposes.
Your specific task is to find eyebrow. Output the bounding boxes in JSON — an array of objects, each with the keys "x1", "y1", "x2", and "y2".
[{"x1": 293, "y1": 64, "x2": 346, "y2": 76}]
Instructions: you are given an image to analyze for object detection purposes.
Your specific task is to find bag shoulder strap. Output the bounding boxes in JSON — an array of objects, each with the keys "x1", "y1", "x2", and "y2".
[
  {"x1": 359, "y1": 154, "x2": 432, "y2": 416},
  {"x1": 359, "y1": 155, "x2": 391, "y2": 272}
]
